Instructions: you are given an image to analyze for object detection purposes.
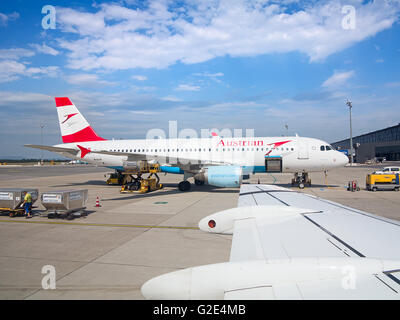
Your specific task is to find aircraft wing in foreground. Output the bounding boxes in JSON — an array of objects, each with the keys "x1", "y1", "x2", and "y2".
[{"x1": 142, "y1": 184, "x2": 400, "y2": 299}]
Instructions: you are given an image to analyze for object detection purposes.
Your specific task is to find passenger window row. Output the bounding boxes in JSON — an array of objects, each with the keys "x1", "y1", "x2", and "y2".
[{"x1": 110, "y1": 147, "x2": 295, "y2": 153}]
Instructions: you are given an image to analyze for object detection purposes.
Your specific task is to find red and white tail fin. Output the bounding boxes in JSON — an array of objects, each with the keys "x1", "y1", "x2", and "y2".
[{"x1": 55, "y1": 97, "x2": 106, "y2": 143}]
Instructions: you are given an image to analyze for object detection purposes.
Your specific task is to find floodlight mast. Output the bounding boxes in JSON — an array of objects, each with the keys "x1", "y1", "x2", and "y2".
[{"x1": 346, "y1": 100, "x2": 353, "y2": 165}]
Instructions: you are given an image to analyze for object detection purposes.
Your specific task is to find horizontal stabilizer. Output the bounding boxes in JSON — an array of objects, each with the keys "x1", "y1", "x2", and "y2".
[{"x1": 24, "y1": 144, "x2": 79, "y2": 155}]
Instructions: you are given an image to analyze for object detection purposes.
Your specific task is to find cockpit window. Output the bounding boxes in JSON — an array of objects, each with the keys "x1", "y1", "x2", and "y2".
[
  {"x1": 320, "y1": 146, "x2": 325, "y2": 151},
  {"x1": 326, "y1": 145, "x2": 332, "y2": 151}
]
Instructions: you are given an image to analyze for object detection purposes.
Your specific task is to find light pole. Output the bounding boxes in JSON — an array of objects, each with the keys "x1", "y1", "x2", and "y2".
[
  {"x1": 346, "y1": 100, "x2": 353, "y2": 165},
  {"x1": 40, "y1": 123, "x2": 45, "y2": 165},
  {"x1": 285, "y1": 124, "x2": 288, "y2": 136}
]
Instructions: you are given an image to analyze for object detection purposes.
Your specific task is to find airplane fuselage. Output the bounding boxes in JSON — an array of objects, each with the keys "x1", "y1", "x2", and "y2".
[{"x1": 55, "y1": 136, "x2": 348, "y2": 174}]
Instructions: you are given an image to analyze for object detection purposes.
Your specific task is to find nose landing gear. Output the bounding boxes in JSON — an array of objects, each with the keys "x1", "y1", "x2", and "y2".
[{"x1": 291, "y1": 172, "x2": 311, "y2": 189}]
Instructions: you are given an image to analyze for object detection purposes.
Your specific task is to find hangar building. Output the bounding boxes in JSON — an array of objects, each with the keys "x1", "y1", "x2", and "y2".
[{"x1": 331, "y1": 123, "x2": 400, "y2": 163}]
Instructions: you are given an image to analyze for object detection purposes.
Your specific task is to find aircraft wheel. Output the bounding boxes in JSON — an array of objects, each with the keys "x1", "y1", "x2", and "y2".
[
  {"x1": 299, "y1": 183, "x2": 305, "y2": 189},
  {"x1": 178, "y1": 181, "x2": 191, "y2": 191}
]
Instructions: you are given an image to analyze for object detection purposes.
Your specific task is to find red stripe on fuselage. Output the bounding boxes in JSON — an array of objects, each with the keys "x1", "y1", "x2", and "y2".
[
  {"x1": 62, "y1": 126, "x2": 106, "y2": 143},
  {"x1": 55, "y1": 97, "x2": 73, "y2": 107}
]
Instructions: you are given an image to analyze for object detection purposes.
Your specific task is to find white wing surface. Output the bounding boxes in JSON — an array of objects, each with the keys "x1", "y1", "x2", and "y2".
[
  {"x1": 143, "y1": 184, "x2": 400, "y2": 300},
  {"x1": 232, "y1": 184, "x2": 400, "y2": 261}
]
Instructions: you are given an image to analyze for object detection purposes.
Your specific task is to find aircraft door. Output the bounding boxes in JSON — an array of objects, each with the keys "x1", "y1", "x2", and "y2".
[
  {"x1": 265, "y1": 157, "x2": 282, "y2": 173},
  {"x1": 297, "y1": 138, "x2": 309, "y2": 159}
]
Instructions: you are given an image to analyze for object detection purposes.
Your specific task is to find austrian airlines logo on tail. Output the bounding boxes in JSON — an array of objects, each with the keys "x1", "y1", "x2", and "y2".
[
  {"x1": 61, "y1": 113, "x2": 78, "y2": 124},
  {"x1": 55, "y1": 97, "x2": 106, "y2": 143}
]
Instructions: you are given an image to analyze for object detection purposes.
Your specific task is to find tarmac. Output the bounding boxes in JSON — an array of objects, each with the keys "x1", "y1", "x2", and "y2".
[{"x1": 0, "y1": 163, "x2": 399, "y2": 300}]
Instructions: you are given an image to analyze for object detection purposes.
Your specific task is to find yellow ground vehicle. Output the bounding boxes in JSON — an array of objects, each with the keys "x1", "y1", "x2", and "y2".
[
  {"x1": 105, "y1": 172, "x2": 124, "y2": 185},
  {"x1": 366, "y1": 174, "x2": 399, "y2": 191},
  {"x1": 120, "y1": 161, "x2": 163, "y2": 193},
  {"x1": 105, "y1": 172, "x2": 134, "y2": 185},
  {"x1": 139, "y1": 177, "x2": 163, "y2": 193},
  {"x1": 120, "y1": 175, "x2": 163, "y2": 193}
]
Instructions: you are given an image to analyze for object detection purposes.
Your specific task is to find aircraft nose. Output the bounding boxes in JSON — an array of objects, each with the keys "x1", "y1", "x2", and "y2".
[
  {"x1": 141, "y1": 268, "x2": 192, "y2": 300},
  {"x1": 338, "y1": 152, "x2": 349, "y2": 166}
]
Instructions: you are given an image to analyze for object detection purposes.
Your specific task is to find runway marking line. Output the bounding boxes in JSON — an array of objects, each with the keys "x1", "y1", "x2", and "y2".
[{"x1": 0, "y1": 219, "x2": 199, "y2": 230}]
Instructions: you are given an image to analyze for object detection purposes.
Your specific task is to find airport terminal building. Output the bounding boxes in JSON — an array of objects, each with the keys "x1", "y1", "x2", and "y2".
[{"x1": 331, "y1": 123, "x2": 400, "y2": 163}]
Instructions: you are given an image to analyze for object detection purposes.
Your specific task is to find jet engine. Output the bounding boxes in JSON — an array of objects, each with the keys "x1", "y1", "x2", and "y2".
[{"x1": 194, "y1": 166, "x2": 243, "y2": 187}]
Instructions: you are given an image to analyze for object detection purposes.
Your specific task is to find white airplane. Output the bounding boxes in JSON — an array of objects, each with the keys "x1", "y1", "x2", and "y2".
[
  {"x1": 141, "y1": 184, "x2": 400, "y2": 300},
  {"x1": 25, "y1": 97, "x2": 348, "y2": 191}
]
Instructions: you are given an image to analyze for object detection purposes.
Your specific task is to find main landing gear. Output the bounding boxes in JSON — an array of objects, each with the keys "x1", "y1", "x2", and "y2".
[
  {"x1": 178, "y1": 180, "x2": 191, "y2": 191},
  {"x1": 178, "y1": 179, "x2": 205, "y2": 191},
  {"x1": 292, "y1": 172, "x2": 311, "y2": 189}
]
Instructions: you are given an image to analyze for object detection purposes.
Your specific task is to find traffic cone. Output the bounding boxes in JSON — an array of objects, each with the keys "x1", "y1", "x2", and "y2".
[{"x1": 95, "y1": 196, "x2": 101, "y2": 207}]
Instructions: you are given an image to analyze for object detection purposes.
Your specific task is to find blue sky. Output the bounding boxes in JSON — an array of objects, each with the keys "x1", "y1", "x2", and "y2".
[{"x1": 0, "y1": 0, "x2": 400, "y2": 158}]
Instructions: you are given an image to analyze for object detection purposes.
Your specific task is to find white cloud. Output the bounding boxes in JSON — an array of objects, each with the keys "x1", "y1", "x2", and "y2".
[
  {"x1": 54, "y1": 0, "x2": 400, "y2": 70},
  {"x1": 193, "y1": 72, "x2": 224, "y2": 78},
  {"x1": 193, "y1": 71, "x2": 224, "y2": 83},
  {"x1": 130, "y1": 110, "x2": 160, "y2": 115},
  {"x1": 86, "y1": 111, "x2": 105, "y2": 117},
  {"x1": 0, "y1": 60, "x2": 59, "y2": 83},
  {"x1": 322, "y1": 70, "x2": 355, "y2": 90},
  {"x1": 0, "y1": 12, "x2": 19, "y2": 26},
  {"x1": 66, "y1": 73, "x2": 116, "y2": 87},
  {"x1": 176, "y1": 84, "x2": 201, "y2": 91},
  {"x1": 132, "y1": 75, "x2": 148, "y2": 81},
  {"x1": 0, "y1": 91, "x2": 51, "y2": 106},
  {"x1": 131, "y1": 85, "x2": 157, "y2": 92},
  {"x1": 0, "y1": 48, "x2": 35, "y2": 60},
  {"x1": 31, "y1": 43, "x2": 60, "y2": 56},
  {"x1": 161, "y1": 95, "x2": 182, "y2": 102},
  {"x1": 0, "y1": 47, "x2": 60, "y2": 83},
  {"x1": 26, "y1": 66, "x2": 59, "y2": 78},
  {"x1": 208, "y1": 101, "x2": 263, "y2": 110}
]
